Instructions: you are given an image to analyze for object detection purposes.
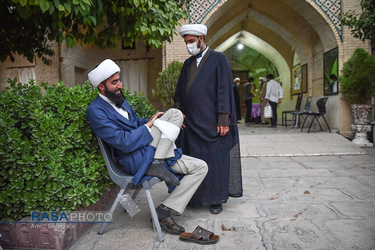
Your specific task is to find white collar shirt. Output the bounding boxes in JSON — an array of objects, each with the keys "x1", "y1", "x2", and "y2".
[
  {"x1": 265, "y1": 79, "x2": 283, "y2": 103},
  {"x1": 99, "y1": 93, "x2": 129, "y2": 120},
  {"x1": 99, "y1": 93, "x2": 152, "y2": 132},
  {"x1": 196, "y1": 46, "x2": 209, "y2": 67}
]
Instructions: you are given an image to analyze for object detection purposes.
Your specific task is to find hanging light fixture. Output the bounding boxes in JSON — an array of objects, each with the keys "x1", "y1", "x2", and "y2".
[{"x1": 236, "y1": 30, "x2": 244, "y2": 50}]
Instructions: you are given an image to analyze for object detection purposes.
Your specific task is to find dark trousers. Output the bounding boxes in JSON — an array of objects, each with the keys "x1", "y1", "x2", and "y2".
[
  {"x1": 245, "y1": 99, "x2": 253, "y2": 123},
  {"x1": 269, "y1": 101, "x2": 278, "y2": 127}
]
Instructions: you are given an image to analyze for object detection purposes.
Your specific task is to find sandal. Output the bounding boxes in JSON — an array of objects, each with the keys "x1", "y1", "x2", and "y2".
[
  {"x1": 179, "y1": 226, "x2": 219, "y2": 244},
  {"x1": 159, "y1": 217, "x2": 185, "y2": 235}
]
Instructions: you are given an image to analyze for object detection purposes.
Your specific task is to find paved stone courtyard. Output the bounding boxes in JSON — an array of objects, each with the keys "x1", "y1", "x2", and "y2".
[{"x1": 69, "y1": 125, "x2": 375, "y2": 250}]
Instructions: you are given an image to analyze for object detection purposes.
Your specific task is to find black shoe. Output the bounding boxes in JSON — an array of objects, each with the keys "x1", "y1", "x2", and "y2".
[
  {"x1": 146, "y1": 160, "x2": 180, "y2": 186},
  {"x1": 210, "y1": 204, "x2": 222, "y2": 214}
]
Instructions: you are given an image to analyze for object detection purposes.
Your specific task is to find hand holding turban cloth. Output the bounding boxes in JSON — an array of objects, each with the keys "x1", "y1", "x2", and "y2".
[
  {"x1": 179, "y1": 24, "x2": 207, "y2": 38},
  {"x1": 88, "y1": 59, "x2": 121, "y2": 88}
]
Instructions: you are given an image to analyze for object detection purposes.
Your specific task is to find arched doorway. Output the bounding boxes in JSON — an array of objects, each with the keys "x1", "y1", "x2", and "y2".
[{"x1": 165, "y1": 0, "x2": 369, "y2": 134}]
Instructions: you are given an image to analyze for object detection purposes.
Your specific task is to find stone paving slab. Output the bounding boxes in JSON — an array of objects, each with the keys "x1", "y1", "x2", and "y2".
[
  {"x1": 324, "y1": 219, "x2": 375, "y2": 249},
  {"x1": 68, "y1": 126, "x2": 375, "y2": 250},
  {"x1": 262, "y1": 177, "x2": 313, "y2": 189},
  {"x1": 330, "y1": 202, "x2": 375, "y2": 217},
  {"x1": 263, "y1": 219, "x2": 337, "y2": 249},
  {"x1": 239, "y1": 125, "x2": 367, "y2": 157}
]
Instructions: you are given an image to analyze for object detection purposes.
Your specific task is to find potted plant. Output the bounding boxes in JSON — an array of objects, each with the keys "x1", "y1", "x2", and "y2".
[{"x1": 339, "y1": 48, "x2": 375, "y2": 146}]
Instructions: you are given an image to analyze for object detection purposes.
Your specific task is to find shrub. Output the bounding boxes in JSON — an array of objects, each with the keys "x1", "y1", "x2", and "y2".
[
  {"x1": 0, "y1": 79, "x2": 156, "y2": 220},
  {"x1": 152, "y1": 60, "x2": 183, "y2": 110},
  {"x1": 339, "y1": 48, "x2": 375, "y2": 104},
  {"x1": 124, "y1": 90, "x2": 157, "y2": 118}
]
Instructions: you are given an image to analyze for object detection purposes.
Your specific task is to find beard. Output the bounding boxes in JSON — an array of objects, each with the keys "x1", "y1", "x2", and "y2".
[{"x1": 104, "y1": 85, "x2": 125, "y2": 108}]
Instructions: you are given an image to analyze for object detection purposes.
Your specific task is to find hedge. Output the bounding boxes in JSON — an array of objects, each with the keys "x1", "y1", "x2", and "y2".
[{"x1": 0, "y1": 79, "x2": 156, "y2": 220}]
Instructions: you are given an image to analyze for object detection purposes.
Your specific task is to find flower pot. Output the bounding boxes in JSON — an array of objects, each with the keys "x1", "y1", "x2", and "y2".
[
  {"x1": 350, "y1": 104, "x2": 373, "y2": 147},
  {"x1": 351, "y1": 104, "x2": 373, "y2": 124}
]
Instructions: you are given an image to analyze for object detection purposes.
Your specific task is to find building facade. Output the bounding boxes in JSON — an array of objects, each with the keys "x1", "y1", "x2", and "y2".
[{"x1": 0, "y1": 0, "x2": 372, "y2": 137}]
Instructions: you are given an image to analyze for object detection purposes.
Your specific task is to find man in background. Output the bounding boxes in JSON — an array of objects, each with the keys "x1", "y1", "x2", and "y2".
[{"x1": 265, "y1": 74, "x2": 283, "y2": 128}]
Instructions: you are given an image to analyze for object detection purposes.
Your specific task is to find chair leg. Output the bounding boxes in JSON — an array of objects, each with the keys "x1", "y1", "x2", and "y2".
[
  {"x1": 295, "y1": 114, "x2": 300, "y2": 129},
  {"x1": 300, "y1": 115, "x2": 308, "y2": 132},
  {"x1": 290, "y1": 114, "x2": 294, "y2": 128},
  {"x1": 307, "y1": 116, "x2": 318, "y2": 133},
  {"x1": 145, "y1": 189, "x2": 164, "y2": 242},
  {"x1": 316, "y1": 116, "x2": 323, "y2": 131},
  {"x1": 322, "y1": 116, "x2": 331, "y2": 133},
  {"x1": 131, "y1": 188, "x2": 141, "y2": 200},
  {"x1": 284, "y1": 113, "x2": 291, "y2": 127},
  {"x1": 98, "y1": 188, "x2": 126, "y2": 235}
]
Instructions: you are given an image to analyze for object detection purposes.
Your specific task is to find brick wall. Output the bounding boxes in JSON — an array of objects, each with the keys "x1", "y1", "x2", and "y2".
[
  {"x1": 163, "y1": 20, "x2": 191, "y2": 68},
  {"x1": 0, "y1": 42, "x2": 59, "y2": 91},
  {"x1": 0, "y1": 41, "x2": 162, "y2": 107}
]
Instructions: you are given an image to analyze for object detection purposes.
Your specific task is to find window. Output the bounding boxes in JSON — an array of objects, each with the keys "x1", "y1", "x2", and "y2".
[{"x1": 323, "y1": 47, "x2": 338, "y2": 95}]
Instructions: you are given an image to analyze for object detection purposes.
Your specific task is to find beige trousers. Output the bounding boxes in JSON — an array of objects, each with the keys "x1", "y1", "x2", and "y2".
[
  {"x1": 163, "y1": 155, "x2": 207, "y2": 214},
  {"x1": 150, "y1": 108, "x2": 183, "y2": 159},
  {"x1": 149, "y1": 108, "x2": 208, "y2": 214}
]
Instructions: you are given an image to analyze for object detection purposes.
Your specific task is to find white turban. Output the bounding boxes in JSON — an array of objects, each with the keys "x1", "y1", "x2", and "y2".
[
  {"x1": 233, "y1": 77, "x2": 240, "y2": 83},
  {"x1": 259, "y1": 77, "x2": 266, "y2": 82},
  {"x1": 179, "y1": 24, "x2": 207, "y2": 38},
  {"x1": 88, "y1": 59, "x2": 120, "y2": 88}
]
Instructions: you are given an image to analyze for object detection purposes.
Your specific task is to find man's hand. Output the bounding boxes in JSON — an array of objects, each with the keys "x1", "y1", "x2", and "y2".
[
  {"x1": 146, "y1": 112, "x2": 164, "y2": 128},
  {"x1": 181, "y1": 113, "x2": 186, "y2": 130},
  {"x1": 217, "y1": 125, "x2": 230, "y2": 136}
]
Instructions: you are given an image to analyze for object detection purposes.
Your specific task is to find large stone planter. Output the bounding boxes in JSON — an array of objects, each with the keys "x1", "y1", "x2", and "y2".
[
  {"x1": 351, "y1": 104, "x2": 373, "y2": 147},
  {"x1": 0, "y1": 185, "x2": 118, "y2": 250}
]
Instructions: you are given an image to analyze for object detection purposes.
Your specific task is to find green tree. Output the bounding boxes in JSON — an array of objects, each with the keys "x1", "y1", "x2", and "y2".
[
  {"x1": 0, "y1": 0, "x2": 188, "y2": 65},
  {"x1": 341, "y1": 0, "x2": 375, "y2": 41}
]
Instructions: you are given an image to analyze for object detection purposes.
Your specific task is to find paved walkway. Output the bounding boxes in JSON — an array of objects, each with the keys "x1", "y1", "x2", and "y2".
[
  {"x1": 239, "y1": 124, "x2": 367, "y2": 157},
  {"x1": 69, "y1": 124, "x2": 375, "y2": 250}
]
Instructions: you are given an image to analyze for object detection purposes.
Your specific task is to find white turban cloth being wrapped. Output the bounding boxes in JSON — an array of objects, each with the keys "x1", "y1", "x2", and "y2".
[
  {"x1": 153, "y1": 119, "x2": 181, "y2": 150},
  {"x1": 88, "y1": 59, "x2": 121, "y2": 88},
  {"x1": 179, "y1": 24, "x2": 207, "y2": 38}
]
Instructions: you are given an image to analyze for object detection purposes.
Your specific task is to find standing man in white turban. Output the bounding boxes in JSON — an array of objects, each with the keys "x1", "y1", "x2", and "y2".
[
  {"x1": 86, "y1": 59, "x2": 208, "y2": 235},
  {"x1": 174, "y1": 24, "x2": 243, "y2": 214}
]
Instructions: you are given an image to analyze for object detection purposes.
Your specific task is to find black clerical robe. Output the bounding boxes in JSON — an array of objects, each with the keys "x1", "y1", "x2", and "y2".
[{"x1": 174, "y1": 49, "x2": 243, "y2": 206}]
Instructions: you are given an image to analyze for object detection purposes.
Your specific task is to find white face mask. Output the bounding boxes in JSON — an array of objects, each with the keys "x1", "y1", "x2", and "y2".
[{"x1": 186, "y1": 39, "x2": 201, "y2": 56}]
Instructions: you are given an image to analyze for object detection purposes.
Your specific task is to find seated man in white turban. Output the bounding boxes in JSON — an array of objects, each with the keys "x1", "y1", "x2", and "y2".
[{"x1": 86, "y1": 59, "x2": 208, "y2": 235}]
